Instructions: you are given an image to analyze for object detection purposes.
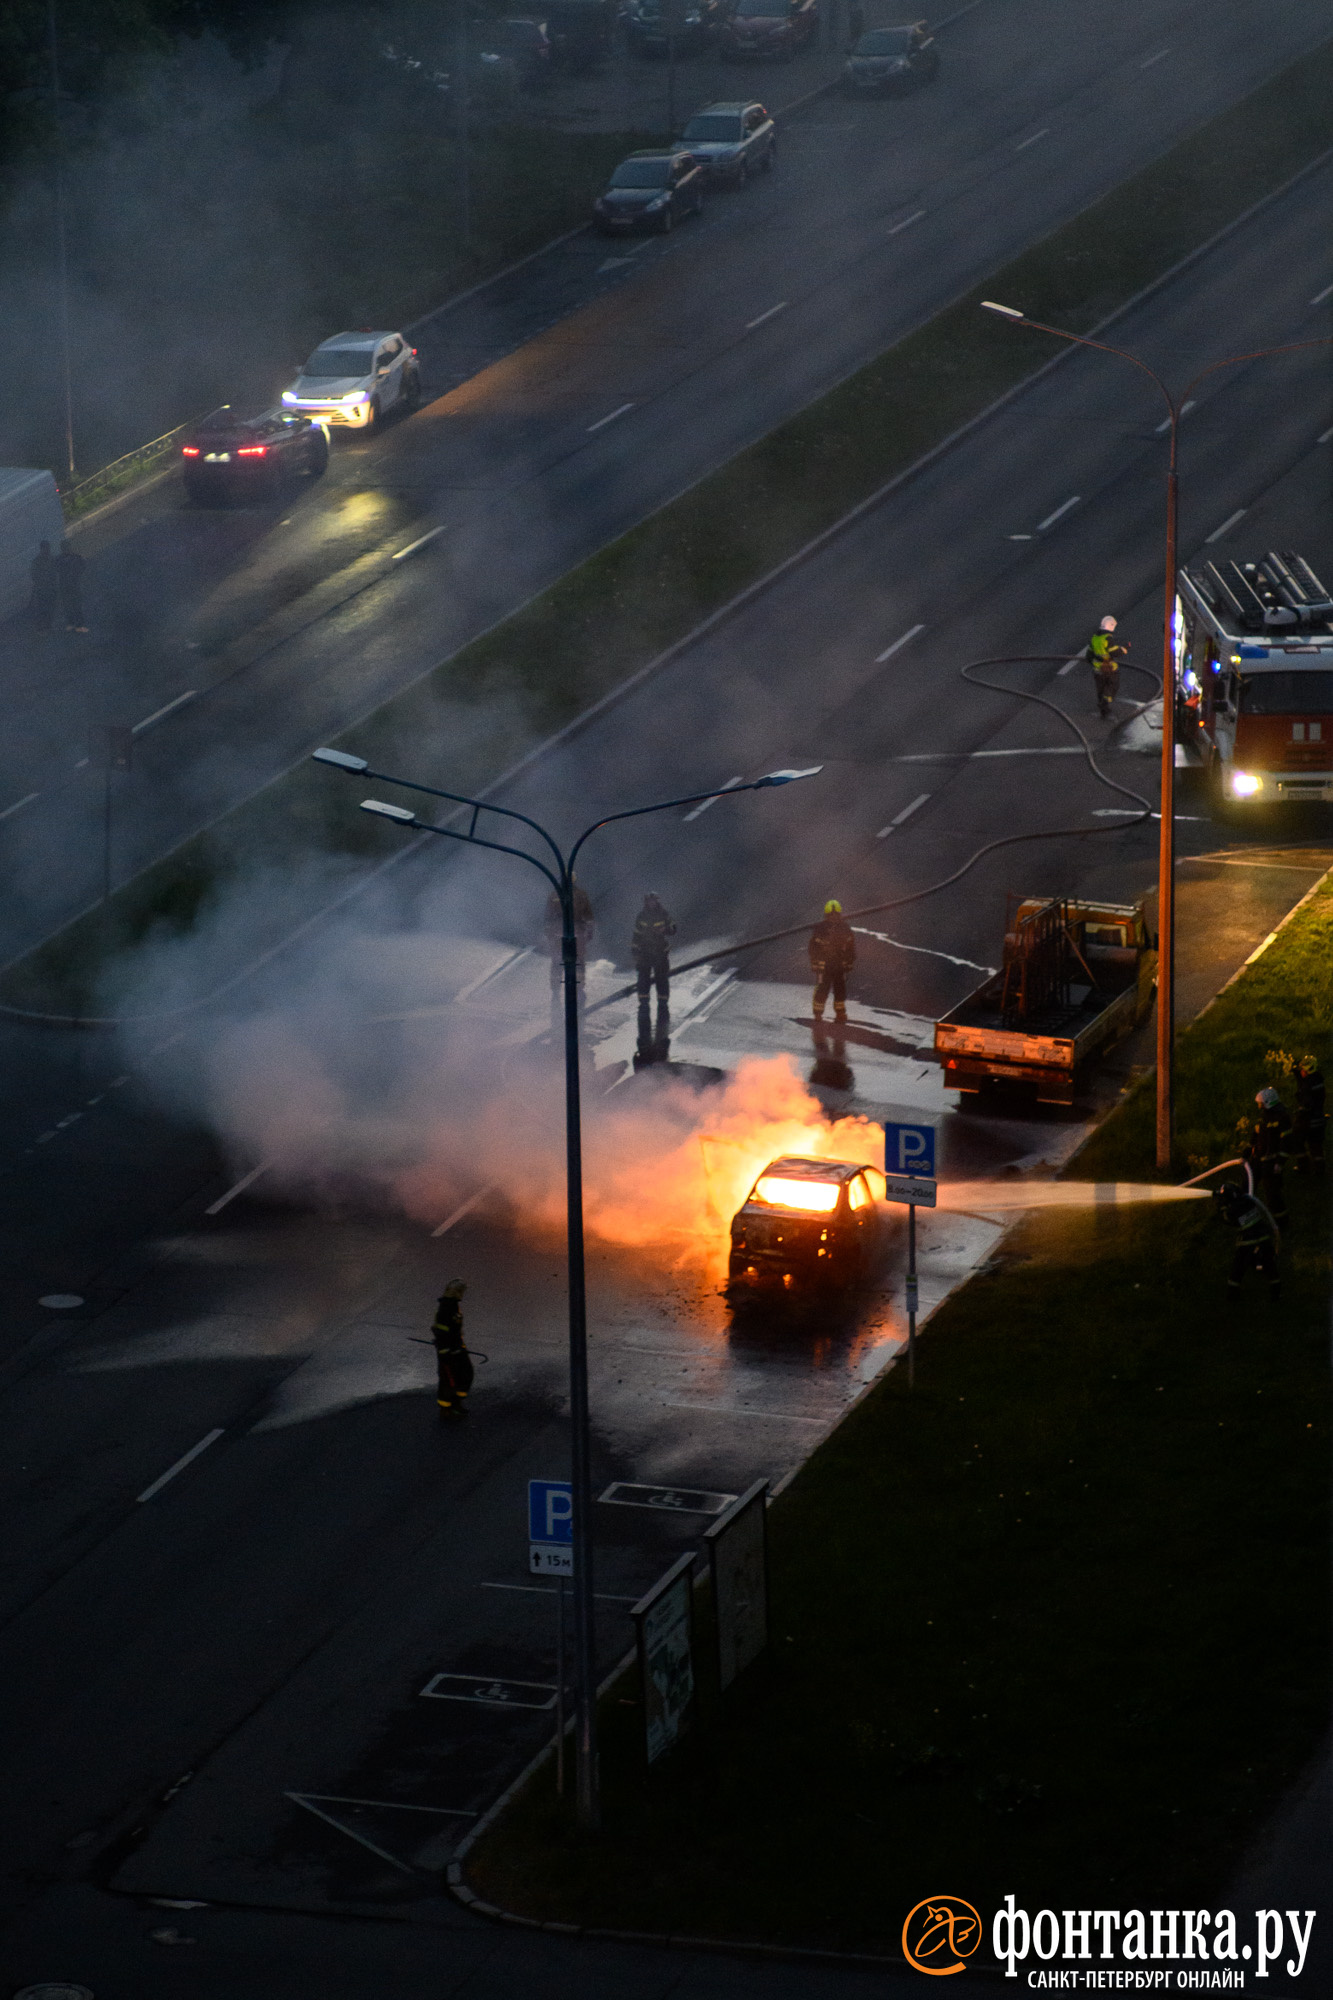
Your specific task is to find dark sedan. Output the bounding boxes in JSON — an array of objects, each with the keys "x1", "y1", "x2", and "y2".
[
  {"x1": 593, "y1": 149, "x2": 706, "y2": 232},
  {"x1": 842, "y1": 20, "x2": 938, "y2": 92},
  {"x1": 181, "y1": 408, "x2": 329, "y2": 504},
  {"x1": 625, "y1": 0, "x2": 726, "y2": 55},
  {"x1": 719, "y1": 0, "x2": 818, "y2": 61}
]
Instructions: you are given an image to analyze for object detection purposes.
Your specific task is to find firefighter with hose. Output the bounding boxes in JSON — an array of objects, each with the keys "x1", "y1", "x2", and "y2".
[
  {"x1": 1085, "y1": 615, "x2": 1128, "y2": 719},
  {"x1": 1214, "y1": 1181, "x2": 1281, "y2": 1303},
  {"x1": 430, "y1": 1279, "x2": 475, "y2": 1419}
]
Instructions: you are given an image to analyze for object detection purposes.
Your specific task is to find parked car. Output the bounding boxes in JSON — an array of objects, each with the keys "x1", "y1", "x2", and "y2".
[
  {"x1": 181, "y1": 409, "x2": 329, "y2": 504},
  {"x1": 677, "y1": 101, "x2": 775, "y2": 182},
  {"x1": 842, "y1": 20, "x2": 938, "y2": 92},
  {"x1": 625, "y1": 0, "x2": 726, "y2": 56},
  {"x1": 727, "y1": 1156, "x2": 882, "y2": 1294},
  {"x1": 478, "y1": 17, "x2": 554, "y2": 87},
  {"x1": 720, "y1": 0, "x2": 818, "y2": 61},
  {"x1": 593, "y1": 149, "x2": 706, "y2": 232},
  {"x1": 281, "y1": 330, "x2": 421, "y2": 430}
]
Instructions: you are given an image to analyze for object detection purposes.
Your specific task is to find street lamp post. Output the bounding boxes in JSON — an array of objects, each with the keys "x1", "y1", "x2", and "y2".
[
  {"x1": 979, "y1": 302, "x2": 1332, "y2": 1170},
  {"x1": 313, "y1": 748, "x2": 820, "y2": 1828}
]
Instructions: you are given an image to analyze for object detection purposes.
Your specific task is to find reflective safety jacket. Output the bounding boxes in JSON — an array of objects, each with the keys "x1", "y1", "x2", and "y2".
[
  {"x1": 1251, "y1": 1103, "x2": 1292, "y2": 1164},
  {"x1": 631, "y1": 900, "x2": 675, "y2": 963},
  {"x1": 1234, "y1": 1197, "x2": 1274, "y2": 1249},
  {"x1": 431, "y1": 1299, "x2": 466, "y2": 1351},
  {"x1": 809, "y1": 914, "x2": 856, "y2": 973}
]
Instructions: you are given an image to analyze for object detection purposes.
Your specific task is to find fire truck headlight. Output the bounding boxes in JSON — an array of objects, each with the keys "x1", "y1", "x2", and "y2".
[{"x1": 1231, "y1": 770, "x2": 1263, "y2": 798}]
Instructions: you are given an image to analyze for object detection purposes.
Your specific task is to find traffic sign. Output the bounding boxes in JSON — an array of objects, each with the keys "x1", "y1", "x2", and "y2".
[
  {"x1": 529, "y1": 1477, "x2": 574, "y2": 1577},
  {"x1": 884, "y1": 1118, "x2": 937, "y2": 1179},
  {"x1": 883, "y1": 1175, "x2": 937, "y2": 1207}
]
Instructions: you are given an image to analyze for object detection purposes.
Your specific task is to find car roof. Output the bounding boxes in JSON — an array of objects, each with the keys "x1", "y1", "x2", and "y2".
[
  {"x1": 756, "y1": 1156, "x2": 866, "y2": 1184},
  {"x1": 622, "y1": 149, "x2": 684, "y2": 161},
  {"x1": 312, "y1": 330, "x2": 398, "y2": 350}
]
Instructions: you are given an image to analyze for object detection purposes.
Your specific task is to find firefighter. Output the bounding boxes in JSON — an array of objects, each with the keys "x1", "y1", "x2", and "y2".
[
  {"x1": 1248, "y1": 1084, "x2": 1292, "y2": 1225},
  {"x1": 631, "y1": 892, "x2": 675, "y2": 1002},
  {"x1": 1215, "y1": 1182, "x2": 1280, "y2": 1301},
  {"x1": 544, "y1": 878, "x2": 595, "y2": 1003},
  {"x1": 1086, "y1": 616, "x2": 1127, "y2": 719},
  {"x1": 1292, "y1": 1055, "x2": 1326, "y2": 1175},
  {"x1": 430, "y1": 1279, "x2": 475, "y2": 1418},
  {"x1": 810, "y1": 899, "x2": 855, "y2": 1022}
]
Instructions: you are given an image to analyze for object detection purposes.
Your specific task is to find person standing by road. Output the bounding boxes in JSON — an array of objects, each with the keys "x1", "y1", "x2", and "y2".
[
  {"x1": 809, "y1": 899, "x2": 855, "y2": 1023},
  {"x1": 1247, "y1": 1084, "x2": 1292, "y2": 1226},
  {"x1": 29, "y1": 539, "x2": 58, "y2": 630},
  {"x1": 1292, "y1": 1056, "x2": 1326, "y2": 1176},
  {"x1": 631, "y1": 893, "x2": 675, "y2": 1003},
  {"x1": 55, "y1": 540, "x2": 87, "y2": 632},
  {"x1": 1216, "y1": 1181, "x2": 1281, "y2": 1302},
  {"x1": 430, "y1": 1279, "x2": 474, "y2": 1419},
  {"x1": 1085, "y1": 615, "x2": 1126, "y2": 718}
]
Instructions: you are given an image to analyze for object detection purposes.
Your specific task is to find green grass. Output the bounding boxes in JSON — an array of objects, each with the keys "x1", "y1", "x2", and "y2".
[
  {"x1": 6, "y1": 39, "x2": 1332, "y2": 1011},
  {"x1": 468, "y1": 879, "x2": 1333, "y2": 1947}
]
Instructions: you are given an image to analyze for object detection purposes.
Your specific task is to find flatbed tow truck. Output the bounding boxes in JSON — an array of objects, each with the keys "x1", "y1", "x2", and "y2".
[{"x1": 935, "y1": 895, "x2": 1157, "y2": 1106}]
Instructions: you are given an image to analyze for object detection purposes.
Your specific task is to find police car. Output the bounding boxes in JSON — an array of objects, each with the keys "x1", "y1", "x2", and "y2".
[
  {"x1": 281, "y1": 330, "x2": 421, "y2": 429},
  {"x1": 727, "y1": 1156, "x2": 882, "y2": 1294}
]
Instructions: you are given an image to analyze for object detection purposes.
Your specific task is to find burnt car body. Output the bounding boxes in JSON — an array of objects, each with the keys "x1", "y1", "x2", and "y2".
[
  {"x1": 181, "y1": 408, "x2": 329, "y2": 503},
  {"x1": 728, "y1": 1155, "x2": 881, "y2": 1292}
]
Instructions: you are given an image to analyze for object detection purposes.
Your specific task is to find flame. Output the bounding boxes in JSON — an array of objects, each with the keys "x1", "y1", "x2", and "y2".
[{"x1": 753, "y1": 1176, "x2": 842, "y2": 1213}]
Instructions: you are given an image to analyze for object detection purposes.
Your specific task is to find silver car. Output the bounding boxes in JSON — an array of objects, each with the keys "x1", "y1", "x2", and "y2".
[
  {"x1": 282, "y1": 330, "x2": 421, "y2": 430},
  {"x1": 677, "y1": 101, "x2": 776, "y2": 184}
]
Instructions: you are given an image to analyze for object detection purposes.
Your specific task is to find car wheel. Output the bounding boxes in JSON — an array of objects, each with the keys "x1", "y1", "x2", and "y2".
[
  {"x1": 403, "y1": 368, "x2": 422, "y2": 410},
  {"x1": 366, "y1": 396, "x2": 381, "y2": 430},
  {"x1": 307, "y1": 428, "x2": 330, "y2": 476}
]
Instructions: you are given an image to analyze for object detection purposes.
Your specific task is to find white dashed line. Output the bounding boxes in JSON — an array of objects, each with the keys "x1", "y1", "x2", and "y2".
[
  {"x1": 0, "y1": 791, "x2": 39, "y2": 822},
  {"x1": 587, "y1": 402, "x2": 635, "y2": 434},
  {"x1": 875, "y1": 622, "x2": 925, "y2": 663},
  {"x1": 886, "y1": 209, "x2": 926, "y2": 236},
  {"x1": 392, "y1": 525, "x2": 445, "y2": 562},
  {"x1": 1139, "y1": 47, "x2": 1171, "y2": 67},
  {"x1": 205, "y1": 1162, "x2": 271, "y2": 1216},
  {"x1": 745, "y1": 302, "x2": 788, "y2": 331},
  {"x1": 1014, "y1": 129, "x2": 1049, "y2": 151},
  {"x1": 1037, "y1": 495, "x2": 1080, "y2": 532},
  {"x1": 1154, "y1": 398, "x2": 1195, "y2": 433},
  {"x1": 1311, "y1": 283, "x2": 1333, "y2": 308},
  {"x1": 137, "y1": 1428, "x2": 225, "y2": 1503},
  {"x1": 876, "y1": 792, "x2": 930, "y2": 838},
  {"x1": 1205, "y1": 508, "x2": 1247, "y2": 544},
  {"x1": 432, "y1": 1187, "x2": 493, "y2": 1238},
  {"x1": 1318, "y1": 425, "x2": 1333, "y2": 446},
  {"x1": 683, "y1": 775, "x2": 744, "y2": 822},
  {"x1": 895, "y1": 747, "x2": 1083, "y2": 761},
  {"x1": 132, "y1": 690, "x2": 196, "y2": 735},
  {"x1": 1057, "y1": 655, "x2": 1086, "y2": 677}
]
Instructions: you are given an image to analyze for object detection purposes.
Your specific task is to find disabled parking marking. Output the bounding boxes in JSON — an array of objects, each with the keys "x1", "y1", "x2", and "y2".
[
  {"x1": 599, "y1": 1481, "x2": 737, "y2": 1515},
  {"x1": 420, "y1": 1673, "x2": 556, "y2": 1709}
]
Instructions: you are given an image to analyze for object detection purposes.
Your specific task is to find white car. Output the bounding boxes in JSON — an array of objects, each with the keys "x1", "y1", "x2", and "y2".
[{"x1": 281, "y1": 330, "x2": 421, "y2": 429}]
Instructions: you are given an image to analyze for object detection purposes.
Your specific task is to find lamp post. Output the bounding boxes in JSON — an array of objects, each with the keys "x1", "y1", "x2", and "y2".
[
  {"x1": 979, "y1": 302, "x2": 1332, "y2": 1171},
  {"x1": 312, "y1": 748, "x2": 821, "y2": 1827}
]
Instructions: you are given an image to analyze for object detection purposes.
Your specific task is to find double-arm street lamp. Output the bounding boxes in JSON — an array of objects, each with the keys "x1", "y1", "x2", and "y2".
[
  {"x1": 312, "y1": 746, "x2": 821, "y2": 1828},
  {"x1": 979, "y1": 302, "x2": 1331, "y2": 1170}
]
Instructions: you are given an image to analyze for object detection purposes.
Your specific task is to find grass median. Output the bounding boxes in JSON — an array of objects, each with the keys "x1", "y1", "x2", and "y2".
[
  {"x1": 466, "y1": 879, "x2": 1332, "y2": 1949},
  {"x1": 5, "y1": 39, "x2": 1332, "y2": 1015}
]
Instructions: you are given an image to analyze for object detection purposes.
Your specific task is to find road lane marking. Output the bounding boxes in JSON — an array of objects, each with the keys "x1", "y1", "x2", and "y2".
[
  {"x1": 1154, "y1": 398, "x2": 1195, "y2": 433},
  {"x1": 454, "y1": 946, "x2": 531, "y2": 1003},
  {"x1": 137, "y1": 1427, "x2": 225, "y2": 1503},
  {"x1": 293, "y1": 1792, "x2": 474, "y2": 1816},
  {"x1": 392, "y1": 525, "x2": 445, "y2": 562},
  {"x1": 661, "y1": 1399, "x2": 827, "y2": 1423},
  {"x1": 1036, "y1": 494, "x2": 1080, "y2": 531},
  {"x1": 876, "y1": 792, "x2": 930, "y2": 838},
  {"x1": 886, "y1": 209, "x2": 926, "y2": 236},
  {"x1": 205, "y1": 1162, "x2": 271, "y2": 1215},
  {"x1": 420, "y1": 1673, "x2": 556, "y2": 1709},
  {"x1": 1057, "y1": 654, "x2": 1086, "y2": 676},
  {"x1": 1007, "y1": 533, "x2": 1032, "y2": 540},
  {"x1": 1092, "y1": 808, "x2": 1203, "y2": 821},
  {"x1": 875, "y1": 622, "x2": 925, "y2": 663},
  {"x1": 895, "y1": 747, "x2": 1083, "y2": 760},
  {"x1": 1318, "y1": 425, "x2": 1333, "y2": 445},
  {"x1": 1308, "y1": 281, "x2": 1333, "y2": 307},
  {"x1": 283, "y1": 1794, "x2": 416, "y2": 1874},
  {"x1": 1205, "y1": 508, "x2": 1246, "y2": 543},
  {"x1": 1139, "y1": 47, "x2": 1171, "y2": 67},
  {"x1": 745, "y1": 302, "x2": 788, "y2": 330},
  {"x1": 0, "y1": 791, "x2": 39, "y2": 821},
  {"x1": 133, "y1": 696, "x2": 197, "y2": 744},
  {"x1": 431, "y1": 1186, "x2": 493, "y2": 1238},
  {"x1": 587, "y1": 402, "x2": 635, "y2": 434},
  {"x1": 1014, "y1": 129, "x2": 1049, "y2": 151},
  {"x1": 683, "y1": 775, "x2": 744, "y2": 821}
]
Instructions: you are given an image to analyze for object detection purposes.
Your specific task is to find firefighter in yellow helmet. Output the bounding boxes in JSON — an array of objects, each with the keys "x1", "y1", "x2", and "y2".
[
  {"x1": 809, "y1": 900, "x2": 855, "y2": 1022},
  {"x1": 1086, "y1": 615, "x2": 1128, "y2": 719}
]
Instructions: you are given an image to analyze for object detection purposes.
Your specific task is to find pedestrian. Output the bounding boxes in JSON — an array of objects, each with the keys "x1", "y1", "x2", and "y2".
[
  {"x1": 809, "y1": 899, "x2": 855, "y2": 1023},
  {"x1": 1248, "y1": 1084, "x2": 1292, "y2": 1225},
  {"x1": 430, "y1": 1279, "x2": 475, "y2": 1419},
  {"x1": 1291, "y1": 1055, "x2": 1326, "y2": 1176},
  {"x1": 55, "y1": 540, "x2": 87, "y2": 632},
  {"x1": 1215, "y1": 1181, "x2": 1280, "y2": 1302},
  {"x1": 631, "y1": 892, "x2": 675, "y2": 1003},
  {"x1": 29, "y1": 539, "x2": 58, "y2": 630},
  {"x1": 1085, "y1": 615, "x2": 1126, "y2": 719}
]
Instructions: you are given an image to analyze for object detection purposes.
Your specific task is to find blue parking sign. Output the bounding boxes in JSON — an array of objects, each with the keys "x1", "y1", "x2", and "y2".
[
  {"x1": 884, "y1": 1119, "x2": 936, "y2": 1179},
  {"x1": 528, "y1": 1479, "x2": 573, "y2": 1545}
]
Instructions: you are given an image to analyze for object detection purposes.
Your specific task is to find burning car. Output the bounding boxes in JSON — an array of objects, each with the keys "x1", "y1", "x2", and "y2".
[{"x1": 727, "y1": 1155, "x2": 881, "y2": 1293}]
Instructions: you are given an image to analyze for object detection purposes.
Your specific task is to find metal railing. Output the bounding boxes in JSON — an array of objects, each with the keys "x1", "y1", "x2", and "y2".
[{"x1": 59, "y1": 406, "x2": 229, "y2": 519}]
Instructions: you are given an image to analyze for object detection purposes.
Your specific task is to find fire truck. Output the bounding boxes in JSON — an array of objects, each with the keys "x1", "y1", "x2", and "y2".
[{"x1": 1176, "y1": 550, "x2": 1333, "y2": 807}]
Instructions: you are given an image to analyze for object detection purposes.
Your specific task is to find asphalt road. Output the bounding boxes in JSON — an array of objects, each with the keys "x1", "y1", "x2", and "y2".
[
  {"x1": 0, "y1": 128, "x2": 1329, "y2": 1996},
  {"x1": 0, "y1": 0, "x2": 1327, "y2": 961}
]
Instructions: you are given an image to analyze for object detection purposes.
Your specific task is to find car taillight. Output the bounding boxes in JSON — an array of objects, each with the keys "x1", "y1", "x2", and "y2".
[
  {"x1": 237, "y1": 445, "x2": 267, "y2": 457},
  {"x1": 181, "y1": 445, "x2": 199, "y2": 456},
  {"x1": 411, "y1": 347, "x2": 418, "y2": 357}
]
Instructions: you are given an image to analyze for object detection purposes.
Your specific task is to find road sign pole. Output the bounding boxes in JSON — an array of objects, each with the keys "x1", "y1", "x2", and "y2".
[
  {"x1": 555, "y1": 1577, "x2": 566, "y2": 1796},
  {"x1": 907, "y1": 1201, "x2": 917, "y2": 1388}
]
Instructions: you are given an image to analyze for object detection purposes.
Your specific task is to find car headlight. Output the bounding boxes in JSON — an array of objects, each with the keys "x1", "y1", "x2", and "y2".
[
  {"x1": 281, "y1": 390, "x2": 298, "y2": 404},
  {"x1": 342, "y1": 390, "x2": 370, "y2": 404},
  {"x1": 1231, "y1": 770, "x2": 1262, "y2": 797}
]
